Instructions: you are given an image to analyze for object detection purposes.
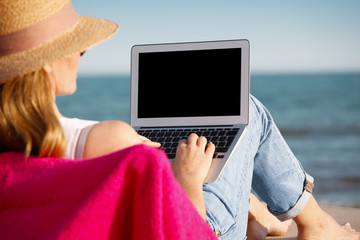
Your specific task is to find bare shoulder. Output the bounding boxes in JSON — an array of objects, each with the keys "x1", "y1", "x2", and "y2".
[{"x1": 83, "y1": 120, "x2": 141, "y2": 158}]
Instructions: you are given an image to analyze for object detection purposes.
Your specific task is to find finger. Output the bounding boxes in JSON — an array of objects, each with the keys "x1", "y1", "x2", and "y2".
[
  {"x1": 143, "y1": 141, "x2": 161, "y2": 148},
  {"x1": 138, "y1": 134, "x2": 161, "y2": 148},
  {"x1": 178, "y1": 139, "x2": 188, "y2": 147},
  {"x1": 197, "y1": 136, "x2": 208, "y2": 149},
  {"x1": 188, "y1": 133, "x2": 199, "y2": 145},
  {"x1": 205, "y1": 142, "x2": 216, "y2": 156}
]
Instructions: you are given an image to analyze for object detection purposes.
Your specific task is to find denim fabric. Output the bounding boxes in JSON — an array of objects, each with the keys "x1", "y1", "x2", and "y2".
[{"x1": 203, "y1": 95, "x2": 313, "y2": 239}]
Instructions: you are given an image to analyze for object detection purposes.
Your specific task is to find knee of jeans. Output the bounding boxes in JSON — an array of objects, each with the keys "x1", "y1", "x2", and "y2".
[
  {"x1": 264, "y1": 172, "x2": 312, "y2": 215},
  {"x1": 253, "y1": 170, "x2": 305, "y2": 214},
  {"x1": 271, "y1": 173, "x2": 314, "y2": 221}
]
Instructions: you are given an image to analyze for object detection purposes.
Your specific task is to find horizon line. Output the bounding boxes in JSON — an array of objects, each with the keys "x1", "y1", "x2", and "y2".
[{"x1": 77, "y1": 70, "x2": 360, "y2": 77}]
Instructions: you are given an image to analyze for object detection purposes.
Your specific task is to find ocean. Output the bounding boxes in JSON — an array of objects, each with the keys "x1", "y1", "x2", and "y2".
[{"x1": 56, "y1": 73, "x2": 360, "y2": 207}]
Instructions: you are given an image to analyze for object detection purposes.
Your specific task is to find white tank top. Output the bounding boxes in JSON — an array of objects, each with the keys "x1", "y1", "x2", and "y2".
[{"x1": 59, "y1": 117, "x2": 99, "y2": 159}]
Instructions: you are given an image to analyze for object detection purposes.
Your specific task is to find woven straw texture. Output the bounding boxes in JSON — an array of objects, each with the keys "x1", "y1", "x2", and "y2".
[
  {"x1": 0, "y1": 0, "x2": 69, "y2": 34},
  {"x1": 0, "y1": 0, "x2": 118, "y2": 82}
]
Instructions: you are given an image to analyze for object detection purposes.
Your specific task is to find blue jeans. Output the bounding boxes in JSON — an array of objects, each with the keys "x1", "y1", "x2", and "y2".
[{"x1": 203, "y1": 95, "x2": 314, "y2": 239}]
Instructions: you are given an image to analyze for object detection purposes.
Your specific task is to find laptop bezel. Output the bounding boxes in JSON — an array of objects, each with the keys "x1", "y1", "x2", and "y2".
[{"x1": 130, "y1": 39, "x2": 250, "y2": 127}]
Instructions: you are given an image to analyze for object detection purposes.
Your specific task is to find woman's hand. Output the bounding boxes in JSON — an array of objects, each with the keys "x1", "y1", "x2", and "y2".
[
  {"x1": 171, "y1": 133, "x2": 215, "y2": 220},
  {"x1": 172, "y1": 133, "x2": 215, "y2": 186}
]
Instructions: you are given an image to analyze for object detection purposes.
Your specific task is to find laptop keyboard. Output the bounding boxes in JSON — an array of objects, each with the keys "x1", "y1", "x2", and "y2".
[{"x1": 137, "y1": 127, "x2": 240, "y2": 159}]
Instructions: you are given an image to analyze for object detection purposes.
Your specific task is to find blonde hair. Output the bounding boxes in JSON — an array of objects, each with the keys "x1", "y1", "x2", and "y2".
[{"x1": 0, "y1": 69, "x2": 66, "y2": 158}]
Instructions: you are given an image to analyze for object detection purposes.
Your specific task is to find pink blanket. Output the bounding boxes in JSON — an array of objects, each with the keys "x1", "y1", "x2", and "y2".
[{"x1": 0, "y1": 144, "x2": 216, "y2": 240}]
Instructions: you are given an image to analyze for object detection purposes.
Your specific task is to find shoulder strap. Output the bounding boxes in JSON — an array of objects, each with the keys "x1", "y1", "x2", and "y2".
[{"x1": 75, "y1": 124, "x2": 95, "y2": 159}]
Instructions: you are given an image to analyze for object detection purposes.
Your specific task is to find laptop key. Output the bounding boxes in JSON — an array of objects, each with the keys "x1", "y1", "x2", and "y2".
[
  {"x1": 218, "y1": 131, "x2": 227, "y2": 136},
  {"x1": 167, "y1": 154, "x2": 176, "y2": 159},
  {"x1": 228, "y1": 130, "x2": 239, "y2": 136},
  {"x1": 226, "y1": 137, "x2": 235, "y2": 146},
  {"x1": 210, "y1": 131, "x2": 218, "y2": 136},
  {"x1": 210, "y1": 136, "x2": 219, "y2": 142},
  {"x1": 216, "y1": 147, "x2": 229, "y2": 153},
  {"x1": 179, "y1": 132, "x2": 188, "y2": 137},
  {"x1": 219, "y1": 136, "x2": 227, "y2": 141},
  {"x1": 157, "y1": 132, "x2": 165, "y2": 137},
  {"x1": 213, "y1": 141, "x2": 221, "y2": 147},
  {"x1": 203, "y1": 131, "x2": 211, "y2": 137},
  {"x1": 149, "y1": 132, "x2": 157, "y2": 137},
  {"x1": 142, "y1": 132, "x2": 151, "y2": 138},
  {"x1": 172, "y1": 132, "x2": 181, "y2": 137},
  {"x1": 165, "y1": 132, "x2": 173, "y2": 137}
]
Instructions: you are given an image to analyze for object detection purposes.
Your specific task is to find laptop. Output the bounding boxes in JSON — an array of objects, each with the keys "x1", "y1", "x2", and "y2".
[{"x1": 130, "y1": 39, "x2": 250, "y2": 183}]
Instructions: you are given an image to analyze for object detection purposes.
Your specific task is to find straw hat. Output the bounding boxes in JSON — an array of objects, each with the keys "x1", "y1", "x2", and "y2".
[{"x1": 0, "y1": 0, "x2": 118, "y2": 83}]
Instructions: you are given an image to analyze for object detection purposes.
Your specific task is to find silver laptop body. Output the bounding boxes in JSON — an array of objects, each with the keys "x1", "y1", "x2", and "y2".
[{"x1": 130, "y1": 39, "x2": 250, "y2": 183}]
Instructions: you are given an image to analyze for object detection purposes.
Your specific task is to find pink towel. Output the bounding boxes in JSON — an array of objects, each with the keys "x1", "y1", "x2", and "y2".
[{"x1": 0, "y1": 144, "x2": 216, "y2": 240}]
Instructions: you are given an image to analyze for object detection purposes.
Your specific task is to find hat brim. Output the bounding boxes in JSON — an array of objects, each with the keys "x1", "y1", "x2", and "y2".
[{"x1": 0, "y1": 16, "x2": 118, "y2": 82}]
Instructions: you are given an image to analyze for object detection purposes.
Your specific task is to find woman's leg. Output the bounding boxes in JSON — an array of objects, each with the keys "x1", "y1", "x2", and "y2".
[
  {"x1": 244, "y1": 96, "x2": 359, "y2": 239},
  {"x1": 294, "y1": 195, "x2": 360, "y2": 240},
  {"x1": 202, "y1": 133, "x2": 254, "y2": 239},
  {"x1": 247, "y1": 193, "x2": 292, "y2": 239},
  {"x1": 203, "y1": 94, "x2": 297, "y2": 239},
  {"x1": 249, "y1": 95, "x2": 313, "y2": 221},
  {"x1": 203, "y1": 96, "x2": 260, "y2": 239},
  {"x1": 203, "y1": 95, "x2": 313, "y2": 239}
]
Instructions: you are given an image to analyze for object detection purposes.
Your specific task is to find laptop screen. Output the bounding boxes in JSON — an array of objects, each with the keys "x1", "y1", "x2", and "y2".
[{"x1": 137, "y1": 48, "x2": 241, "y2": 118}]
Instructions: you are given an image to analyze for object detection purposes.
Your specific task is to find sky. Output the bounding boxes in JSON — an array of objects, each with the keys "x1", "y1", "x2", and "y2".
[{"x1": 72, "y1": 0, "x2": 360, "y2": 75}]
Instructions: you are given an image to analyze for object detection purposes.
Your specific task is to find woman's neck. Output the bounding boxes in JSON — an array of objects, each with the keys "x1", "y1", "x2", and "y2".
[{"x1": 53, "y1": 102, "x2": 64, "y2": 118}]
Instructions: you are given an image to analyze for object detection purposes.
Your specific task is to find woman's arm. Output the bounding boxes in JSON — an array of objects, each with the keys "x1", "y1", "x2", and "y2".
[
  {"x1": 82, "y1": 120, "x2": 160, "y2": 158},
  {"x1": 83, "y1": 122, "x2": 214, "y2": 220},
  {"x1": 171, "y1": 134, "x2": 215, "y2": 220}
]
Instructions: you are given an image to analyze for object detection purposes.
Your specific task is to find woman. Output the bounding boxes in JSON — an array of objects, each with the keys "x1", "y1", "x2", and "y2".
[{"x1": 0, "y1": 0, "x2": 359, "y2": 239}]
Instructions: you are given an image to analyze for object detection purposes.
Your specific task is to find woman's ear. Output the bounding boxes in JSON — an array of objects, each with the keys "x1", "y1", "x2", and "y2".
[
  {"x1": 42, "y1": 64, "x2": 56, "y2": 94},
  {"x1": 42, "y1": 64, "x2": 53, "y2": 74}
]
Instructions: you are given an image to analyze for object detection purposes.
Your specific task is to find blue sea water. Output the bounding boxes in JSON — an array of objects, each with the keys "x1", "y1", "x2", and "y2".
[{"x1": 56, "y1": 73, "x2": 360, "y2": 207}]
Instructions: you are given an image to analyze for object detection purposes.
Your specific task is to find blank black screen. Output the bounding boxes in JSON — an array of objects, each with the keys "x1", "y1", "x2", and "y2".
[{"x1": 137, "y1": 48, "x2": 241, "y2": 118}]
